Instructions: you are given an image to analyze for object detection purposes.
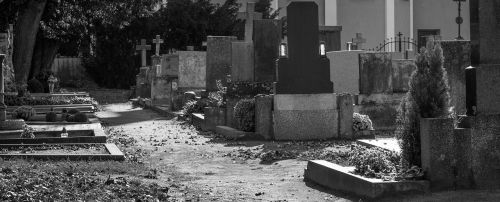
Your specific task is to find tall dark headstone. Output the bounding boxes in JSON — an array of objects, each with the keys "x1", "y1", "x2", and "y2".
[
  {"x1": 274, "y1": 2, "x2": 333, "y2": 94},
  {"x1": 273, "y1": 2, "x2": 338, "y2": 140},
  {"x1": 472, "y1": 0, "x2": 500, "y2": 114},
  {"x1": 253, "y1": 19, "x2": 282, "y2": 82},
  {"x1": 206, "y1": 36, "x2": 236, "y2": 91}
]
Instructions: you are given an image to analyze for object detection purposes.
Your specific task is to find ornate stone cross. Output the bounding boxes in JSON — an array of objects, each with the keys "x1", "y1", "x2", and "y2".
[
  {"x1": 237, "y1": 2, "x2": 262, "y2": 42},
  {"x1": 352, "y1": 33, "x2": 366, "y2": 50},
  {"x1": 136, "y1": 39, "x2": 151, "y2": 67},
  {"x1": 152, "y1": 35, "x2": 164, "y2": 56}
]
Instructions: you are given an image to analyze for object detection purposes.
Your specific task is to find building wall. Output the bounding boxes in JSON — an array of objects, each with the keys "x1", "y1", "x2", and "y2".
[
  {"x1": 395, "y1": 0, "x2": 411, "y2": 39},
  {"x1": 338, "y1": 0, "x2": 386, "y2": 50},
  {"x1": 278, "y1": 0, "x2": 326, "y2": 25},
  {"x1": 413, "y1": 0, "x2": 470, "y2": 41}
]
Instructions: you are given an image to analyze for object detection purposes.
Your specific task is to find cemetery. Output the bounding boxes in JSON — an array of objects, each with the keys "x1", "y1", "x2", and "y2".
[{"x1": 0, "y1": 0, "x2": 500, "y2": 200}]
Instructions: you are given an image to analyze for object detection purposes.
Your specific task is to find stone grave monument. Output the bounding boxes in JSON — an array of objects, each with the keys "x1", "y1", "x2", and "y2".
[
  {"x1": 206, "y1": 36, "x2": 236, "y2": 91},
  {"x1": 273, "y1": 2, "x2": 337, "y2": 140},
  {"x1": 136, "y1": 39, "x2": 151, "y2": 98}
]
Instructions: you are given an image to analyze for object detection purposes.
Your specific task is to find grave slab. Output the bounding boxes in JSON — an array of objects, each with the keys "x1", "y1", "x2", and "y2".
[
  {"x1": 0, "y1": 143, "x2": 125, "y2": 161},
  {"x1": 327, "y1": 50, "x2": 364, "y2": 94},
  {"x1": 206, "y1": 36, "x2": 237, "y2": 91},
  {"x1": 253, "y1": 20, "x2": 282, "y2": 82},
  {"x1": 304, "y1": 160, "x2": 429, "y2": 199},
  {"x1": 359, "y1": 52, "x2": 392, "y2": 94},
  {"x1": 231, "y1": 41, "x2": 254, "y2": 81}
]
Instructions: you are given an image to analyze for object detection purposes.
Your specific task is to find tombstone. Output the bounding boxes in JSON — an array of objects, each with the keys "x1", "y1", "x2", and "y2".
[
  {"x1": 392, "y1": 59, "x2": 415, "y2": 93},
  {"x1": 359, "y1": 52, "x2": 392, "y2": 94},
  {"x1": 178, "y1": 51, "x2": 206, "y2": 91},
  {"x1": 231, "y1": 41, "x2": 254, "y2": 81},
  {"x1": 327, "y1": 50, "x2": 365, "y2": 94},
  {"x1": 273, "y1": 2, "x2": 337, "y2": 140},
  {"x1": 151, "y1": 54, "x2": 179, "y2": 105},
  {"x1": 136, "y1": 39, "x2": 151, "y2": 67},
  {"x1": 206, "y1": 36, "x2": 236, "y2": 91},
  {"x1": 152, "y1": 35, "x2": 164, "y2": 56},
  {"x1": 319, "y1": 26, "x2": 342, "y2": 52},
  {"x1": 253, "y1": 19, "x2": 282, "y2": 82},
  {"x1": 352, "y1": 33, "x2": 366, "y2": 50}
]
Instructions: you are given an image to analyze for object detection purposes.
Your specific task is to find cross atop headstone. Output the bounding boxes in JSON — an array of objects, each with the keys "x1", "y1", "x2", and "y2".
[
  {"x1": 136, "y1": 39, "x2": 151, "y2": 67},
  {"x1": 352, "y1": 33, "x2": 366, "y2": 50},
  {"x1": 237, "y1": 2, "x2": 263, "y2": 42},
  {"x1": 152, "y1": 35, "x2": 163, "y2": 56}
]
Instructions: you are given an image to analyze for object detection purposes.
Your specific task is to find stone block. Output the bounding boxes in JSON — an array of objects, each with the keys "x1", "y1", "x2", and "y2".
[
  {"x1": 476, "y1": 64, "x2": 500, "y2": 114},
  {"x1": 231, "y1": 41, "x2": 254, "y2": 82},
  {"x1": 304, "y1": 160, "x2": 430, "y2": 199},
  {"x1": 440, "y1": 40, "x2": 470, "y2": 115},
  {"x1": 359, "y1": 52, "x2": 392, "y2": 94},
  {"x1": 453, "y1": 128, "x2": 474, "y2": 189},
  {"x1": 337, "y1": 94, "x2": 354, "y2": 139},
  {"x1": 253, "y1": 19, "x2": 281, "y2": 82},
  {"x1": 319, "y1": 26, "x2": 342, "y2": 52},
  {"x1": 178, "y1": 51, "x2": 206, "y2": 91},
  {"x1": 255, "y1": 95, "x2": 273, "y2": 140},
  {"x1": 158, "y1": 54, "x2": 179, "y2": 77},
  {"x1": 273, "y1": 94, "x2": 338, "y2": 140},
  {"x1": 327, "y1": 50, "x2": 364, "y2": 94},
  {"x1": 391, "y1": 59, "x2": 415, "y2": 93},
  {"x1": 191, "y1": 113, "x2": 208, "y2": 131},
  {"x1": 151, "y1": 78, "x2": 172, "y2": 105},
  {"x1": 206, "y1": 36, "x2": 237, "y2": 91},
  {"x1": 420, "y1": 118, "x2": 455, "y2": 191},
  {"x1": 204, "y1": 107, "x2": 226, "y2": 132},
  {"x1": 471, "y1": 114, "x2": 500, "y2": 189},
  {"x1": 476, "y1": 0, "x2": 500, "y2": 64}
]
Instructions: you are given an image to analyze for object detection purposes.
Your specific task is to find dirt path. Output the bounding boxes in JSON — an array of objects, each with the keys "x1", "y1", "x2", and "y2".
[{"x1": 96, "y1": 103, "x2": 355, "y2": 202}]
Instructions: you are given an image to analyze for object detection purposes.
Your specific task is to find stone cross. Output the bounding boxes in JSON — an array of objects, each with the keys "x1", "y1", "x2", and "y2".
[
  {"x1": 352, "y1": 33, "x2": 366, "y2": 50},
  {"x1": 136, "y1": 39, "x2": 151, "y2": 67},
  {"x1": 237, "y1": 2, "x2": 263, "y2": 42},
  {"x1": 152, "y1": 35, "x2": 164, "y2": 56}
]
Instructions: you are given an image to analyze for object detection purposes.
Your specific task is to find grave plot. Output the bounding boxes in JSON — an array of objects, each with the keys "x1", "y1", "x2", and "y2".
[
  {"x1": 0, "y1": 143, "x2": 124, "y2": 160},
  {"x1": 0, "y1": 123, "x2": 106, "y2": 144}
]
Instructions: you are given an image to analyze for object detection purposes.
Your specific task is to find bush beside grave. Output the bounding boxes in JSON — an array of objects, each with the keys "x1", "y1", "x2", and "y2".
[
  {"x1": 395, "y1": 41, "x2": 451, "y2": 167},
  {"x1": 4, "y1": 95, "x2": 99, "y2": 109},
  {"x1": 226, "y1": 81, "x2": 273, "y2": 99},
  {"x1": 352, "y1": 113, "x2": 374, "y2": 132},
  {"x1": 233, "y1": 98, "x2": 256, "y2": 132},
  {"x1": 12, "y1": 106, "x2": 36, "y2": 121},
  {"x1": 348, "y1": 145, "x2": 400, "y2": 179}
]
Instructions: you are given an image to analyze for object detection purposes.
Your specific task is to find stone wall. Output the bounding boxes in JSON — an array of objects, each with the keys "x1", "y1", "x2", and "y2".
[
  {"x1": 440, "y1": 40, "x2": 470, "y2": 115},
  {"x1": 178, "y1": 51, "x2": 206, "y2": 91}
]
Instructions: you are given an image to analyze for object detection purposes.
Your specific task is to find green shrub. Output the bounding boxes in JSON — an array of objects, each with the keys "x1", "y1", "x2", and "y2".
[
  {"x1": 208, "y1": 80, "x2": 227, "y2": 107},
  {"x1": 27, "y1": 78, "x2": 45, "y2": 93},
  {"x1": 353, "y1": 113, "x2": 374, "y2": 132},
  {"x1": 348, "y1": 145, "x2": 400, "y2": 179},
  {"x1": 12, "y1": 106, "x2": 36, "y2": 121},
  {"x1": 226, "y1": 81, "x2": 273, "y2": 99},
  {"x1": 4, "y1": 95, "x2": 99, "y2": 107},
  {"x1": 45, "y1": 108, "x2": 58, "y2": 122},
  {"x1": 233, "y1": 98, "x2": 255, "y2": 132},
  {"x1": 20, "y1": 125, "x2": 36, "y2": 139},
  {"x1": 66, "y1": 112, "x2": 88, "y2": 122},
  {"x1": 396, "y1": 40, "x2": 451, "y2": 167}
]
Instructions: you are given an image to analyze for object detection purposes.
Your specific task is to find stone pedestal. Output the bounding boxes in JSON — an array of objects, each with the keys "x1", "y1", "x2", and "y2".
[
  {"x1": 420, "y1": 118, "x2": 455, "y2": 191},
  {"x1": 255, "y1": 95, "x2": 273, "y2": 140},
  {"x1": 337, "y1": 94, "x2": 353, "y2": 139},
  {"x1": 273, "y1": 94, "x2": 338, "y2": 140}
]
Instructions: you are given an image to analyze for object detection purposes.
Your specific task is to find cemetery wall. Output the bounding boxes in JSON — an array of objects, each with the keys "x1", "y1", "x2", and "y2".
[{"x1": 178, "y1": 51, "x2": 206, "y2": 91}]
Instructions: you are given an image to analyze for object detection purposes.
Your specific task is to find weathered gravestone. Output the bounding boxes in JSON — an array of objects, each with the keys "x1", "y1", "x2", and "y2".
[
  {"x1": 273, "y1": 2, "x2": 337, "y2": 140},
  {"x1": 206, "y1": 36, "x2": 237, "y2": 91},
  {"x1": 136, "y1": 39, "x2": 151, "y2": 67},
  {"x1": 178, "y1": 51, "x2": 206, "y2": 91},
  {"x1": 253, "y1": 19, "x2": 282, "y2": 82},
  {"x1": 151, "y1": 54, "x2": 178, "y2": 105},
  {"x1": 358, "y1": 52, "x2": 392, "y2": 94},
  {"x1": 327, "y1": 50, "x2": 365, "y2": 94},
  {"x1": 319, "y1": 26, "x2": 342, "y2": 52},
  {"x1": 392, "y1": 59, "x2": 415, "y2": 93}
]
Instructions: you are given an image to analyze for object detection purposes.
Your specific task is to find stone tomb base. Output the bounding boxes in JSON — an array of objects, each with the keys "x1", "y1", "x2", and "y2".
[{"x1": 273, "y1": 94, "x2": 338, "y2": 140}]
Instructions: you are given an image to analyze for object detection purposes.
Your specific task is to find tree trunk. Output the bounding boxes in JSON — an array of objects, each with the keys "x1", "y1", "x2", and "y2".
[
  {"x1": 30, "y1": 34, "x2": 59, "y2": 79},
  {"x1": 12, "y1": 0, "x2": 47, "y2": 96}
]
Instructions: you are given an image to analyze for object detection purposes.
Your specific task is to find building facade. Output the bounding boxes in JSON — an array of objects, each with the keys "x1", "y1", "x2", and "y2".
[{"x1": 278, "y1": 0, "x2": 470, "y2": 50}]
